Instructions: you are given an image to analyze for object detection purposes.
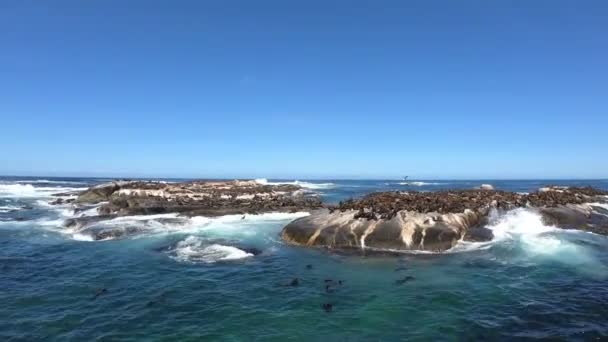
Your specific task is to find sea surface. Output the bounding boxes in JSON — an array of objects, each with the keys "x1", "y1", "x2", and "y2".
[{"x1": 2, "y1": 177, "x2": 608, "y2": 341}]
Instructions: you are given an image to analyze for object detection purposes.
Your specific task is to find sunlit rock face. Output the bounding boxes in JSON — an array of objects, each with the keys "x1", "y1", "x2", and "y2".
[{"x1": 282, "y1": 209, "x2": 484, "y2": 252}]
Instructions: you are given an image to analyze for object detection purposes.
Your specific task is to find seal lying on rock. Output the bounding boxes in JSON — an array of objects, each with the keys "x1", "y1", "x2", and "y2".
[{"x1": 282, "y1": 187, "x2": 608, "y2": 252}]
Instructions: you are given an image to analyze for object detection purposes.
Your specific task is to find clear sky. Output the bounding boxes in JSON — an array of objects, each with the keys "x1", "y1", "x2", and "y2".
[{"x1": 1, "y1": 0, "x2": 607, "y2": 179}]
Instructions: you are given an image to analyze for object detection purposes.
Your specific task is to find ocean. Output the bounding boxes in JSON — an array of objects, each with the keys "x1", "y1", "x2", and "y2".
[{"x1": 2, "y1": 177, "x2": 608, "y2": 341}]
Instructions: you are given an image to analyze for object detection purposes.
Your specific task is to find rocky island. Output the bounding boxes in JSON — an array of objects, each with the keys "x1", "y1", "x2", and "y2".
[
  {"x1": 59, "y1": 180, "x2": 322, "y2": 240},
  {"x1": 52, "y1": 181, "x2": 608, "y2": 248},
  {"x1": 281, "y1": 187, "x2": 608, "y2": 252}
]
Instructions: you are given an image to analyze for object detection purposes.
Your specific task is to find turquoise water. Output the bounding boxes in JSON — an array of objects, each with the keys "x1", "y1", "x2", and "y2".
[{"x1": 2, "y1": 177, "x2": 608, "y2": 340}]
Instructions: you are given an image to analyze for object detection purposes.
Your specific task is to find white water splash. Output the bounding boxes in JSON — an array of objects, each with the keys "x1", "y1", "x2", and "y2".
[
  {"x1": 0, "y1": 183, "x2": 86, "y2": 198},
  {"x1": 0, "y1": 205, "x2": 21, "y2": 213},
  {"x1": 397, "y1": 181, "x2": 445, "y2": 186},
  {"x1": 170, "y1": 236, "x2": 253, "y2": 263},
  {"x1": 62, "y1": 211, "x2": 310, "y2": 241},
  {"x1": 254, "y1": 178, "x2": 335, "y2": 190}
]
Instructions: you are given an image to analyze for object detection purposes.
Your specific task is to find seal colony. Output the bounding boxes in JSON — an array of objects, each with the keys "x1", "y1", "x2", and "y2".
[
  {"x1": 52, "y1": 180, "x2": 608, "y2": 250},
  {"x1": 281, "y1": 186, "x2": 608, "y2": 252}
]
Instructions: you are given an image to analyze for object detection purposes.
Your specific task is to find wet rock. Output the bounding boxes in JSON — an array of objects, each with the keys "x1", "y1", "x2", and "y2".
[
  {"x1": 240, "y1": 247, "x2": 263, "y2": 256},
  {"x1": 49, "y1": 198, "x2": 64, "y2": 205},
  {"x1": 90, "y1": 226, "x2": 143, "y2": 241},
  {"x1": 463, "y1": 226, "x2": 494, "y2": 242},
  {"x1": 63, "y1": 215, "x2": 118, "y2": 230},
  {"x1": 539, "y1": 204, "x2": 608, "y2": 235}
]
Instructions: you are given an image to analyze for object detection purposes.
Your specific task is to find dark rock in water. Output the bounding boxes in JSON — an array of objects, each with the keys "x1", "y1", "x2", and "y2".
[
  {"x1": 92, "y1": 288, "x2": 107, "y2": 300},
  {"x1": 63, "y1": 215, "x2": 118, "y2": 230},
  {"x1": 322, "y1": 303, "x2": 333, "y2": 312},
  {"x1": 539, "y1": 204, "x2": 608, "y2": 235},
  {"x1": 49, "y1": 198, "x2": 64, "y2": 205},
  {"x1": 92, "y1": 227, "x2": 143, "y2": 241},
  {"x1": 396, "y1": 276, "x2": 415, "y2": 285},
  {"x1": 240, "y1": 247, "x2": 262, "y2": 256},
  {"x1": 463, "y1": 227, "x2": 494, "y2": 242}
]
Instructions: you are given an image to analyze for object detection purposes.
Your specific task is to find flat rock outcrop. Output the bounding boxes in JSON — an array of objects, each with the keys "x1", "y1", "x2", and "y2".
[{"x1": 75, "y1": 180, "x2": 322, "y2": 217}]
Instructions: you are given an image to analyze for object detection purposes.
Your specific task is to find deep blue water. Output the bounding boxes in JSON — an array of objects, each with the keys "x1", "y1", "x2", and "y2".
[{"x1": 2, "y1": 177, "x2": 608, "y2": 341}]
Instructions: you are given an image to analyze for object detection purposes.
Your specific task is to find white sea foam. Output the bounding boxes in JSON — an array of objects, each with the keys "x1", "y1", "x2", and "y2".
[
  {"x1": 62, "y1": 211, "x2": 310, "y2": 241},
  {"x1": 15, "y1": 179, "x2": 87, "y2": 185},
  {"x1": 0, "y1": 183, "x2": 86, "y2": 198},
  {"x1": 398, "y1": 181, "x2": 445, "y2": 186},
  {"x1": 170, "y1": 236, "x2": 253, "y2": 263},
  {"x1": 0, "y1": 205, "x2": 21, "y2": 213},
  {"x1": 254, "y1": 178, "x2": 335, "y2": 190},
  {"x1": 72, "y1": 233, "x2": 95, "y2": 241}
]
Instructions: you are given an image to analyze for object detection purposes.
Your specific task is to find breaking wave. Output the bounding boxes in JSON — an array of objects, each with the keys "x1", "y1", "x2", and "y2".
[
  {"x1": 0, "y1": 183, "x2": 86, "y2": 198},
  {"x1": 397, "y1": 181, "x2": 446, "y2": 186},
  {"x1": 168, "y1": 236, "x2": 253, "y2": 263},
  {"x1": 15, "y1": 179, "x2": 87, "y2": 185},
  {"x1": 254, "y1": 178, "x2": 334, "y2": 190},
  {"x1": 63, "y1": 212, "x2": 310, "y2": 241},
  {"x1": 0, "y1": 205, "x2": 21, "y2": 213}
]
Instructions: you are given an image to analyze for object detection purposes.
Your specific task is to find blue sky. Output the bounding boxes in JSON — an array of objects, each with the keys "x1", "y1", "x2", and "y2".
[{"x1": 1, "y1": 0, "x2": 607, "y2": 179}]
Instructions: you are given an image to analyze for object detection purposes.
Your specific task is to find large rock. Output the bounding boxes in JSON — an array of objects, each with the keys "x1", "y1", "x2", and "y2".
[
  {"x1": 539, "y1": 203, "x2": 608, "y2": 235},
  {"x1": 281, "y1": 209, "x2": 484, "y2": 252},
  {"x1": 281, "y1": 187, "x2": 608, "y2": 252},
  {"x1": 75, "y1": 181, "x2": 135, "y2": 204}
]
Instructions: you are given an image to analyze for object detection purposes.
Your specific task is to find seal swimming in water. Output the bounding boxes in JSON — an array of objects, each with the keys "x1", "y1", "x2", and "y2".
[
  {"x1": 92, "y1": 288, "x2": 107, "y2": 300},
  {"x1": 395, "y1": 276, "x2": 415, "y2": 285},
  {"x1": 322, "y1": 303, "x2": 333, "y2": 312}
]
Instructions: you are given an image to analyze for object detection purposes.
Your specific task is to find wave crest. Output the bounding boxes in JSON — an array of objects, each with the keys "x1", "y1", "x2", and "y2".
[
  {"x1": 254, "y1": 178, "x2": 334, "y2": 190},
  {"x1": 169, "y1": 236, "x2": 253, "y2": 263}
]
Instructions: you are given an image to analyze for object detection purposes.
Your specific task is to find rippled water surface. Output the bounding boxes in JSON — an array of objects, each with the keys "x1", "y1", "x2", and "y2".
[{"x1": 2, "y1": 177, "x2": 608, "y2": 340}]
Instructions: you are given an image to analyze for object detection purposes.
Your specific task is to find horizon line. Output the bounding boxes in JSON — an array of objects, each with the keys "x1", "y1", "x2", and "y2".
[{"x1": 1, "y1": 174, "x2": 606, "y2": 182}]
